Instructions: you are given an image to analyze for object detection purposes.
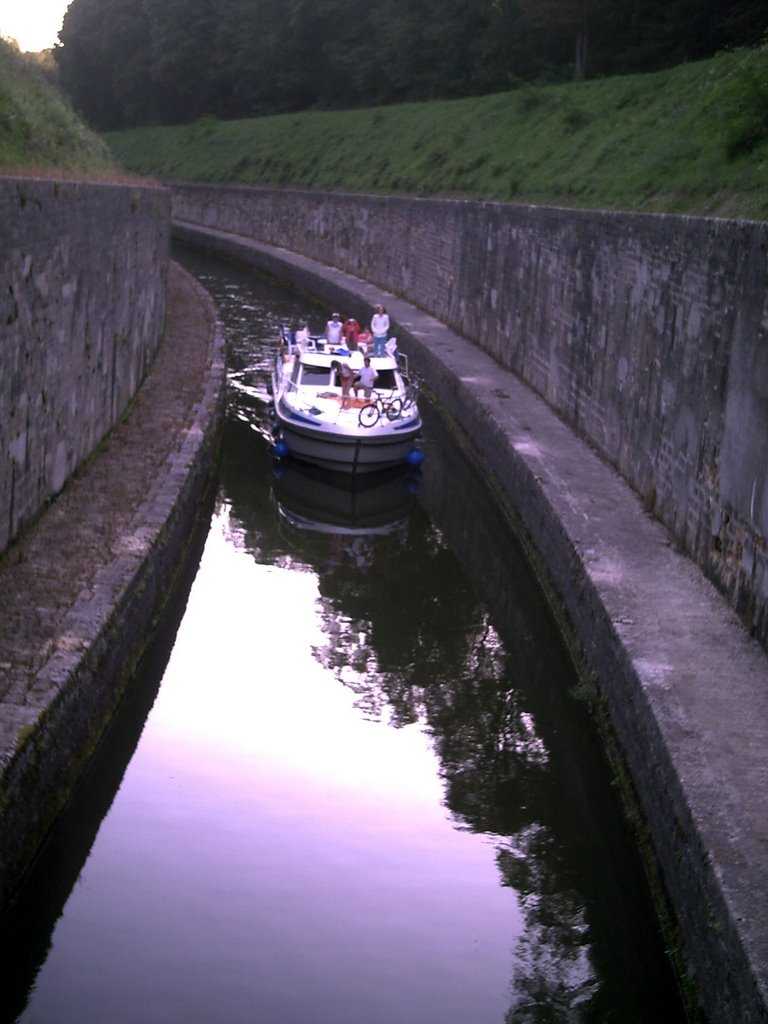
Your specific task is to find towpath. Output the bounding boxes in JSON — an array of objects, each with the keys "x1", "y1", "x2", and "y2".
[{"x1": 0, "y1": 260, "x2": 223, "y2": 777}]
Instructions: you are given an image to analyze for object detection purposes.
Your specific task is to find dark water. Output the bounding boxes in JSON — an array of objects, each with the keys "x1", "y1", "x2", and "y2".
[{"x1": 0, "y1": 247, "x2": 687, "y2": 1024}]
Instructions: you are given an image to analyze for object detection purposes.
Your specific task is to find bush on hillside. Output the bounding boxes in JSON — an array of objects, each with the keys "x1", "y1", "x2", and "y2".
[
  {"x1": 722, "y1": 44, "x2": 768, "y2": 157},
  {"x1": 0, "y1": 37, "x2": 113, "y2": 172}
]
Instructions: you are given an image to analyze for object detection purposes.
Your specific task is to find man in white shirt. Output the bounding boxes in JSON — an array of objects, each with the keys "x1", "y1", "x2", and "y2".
[
  {"x1": 325, "y1": 313, "x2": 343, "y2": 347},
  {"x1": 354, "y1": 357, "x2": 378, "y2": 398}
]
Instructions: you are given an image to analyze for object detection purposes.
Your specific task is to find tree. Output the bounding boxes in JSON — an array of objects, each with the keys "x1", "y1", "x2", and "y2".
[
  {"x1": 54, "y1": 0, "x2": 768, "y2": 129},
  {"x1": 517, "y1": 0, "x2": 589, "y2": 78},
  {"x1": 143, "y1": 0, "x2": 231, "y2": 122},
  {"x1": 56, "y1": 0, "x2": 153, "y2": 129}
]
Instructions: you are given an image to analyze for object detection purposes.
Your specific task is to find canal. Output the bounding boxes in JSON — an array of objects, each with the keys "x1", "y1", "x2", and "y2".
[{"x1": 1, "y1": 247, "x2": 687, "y2": 1023}]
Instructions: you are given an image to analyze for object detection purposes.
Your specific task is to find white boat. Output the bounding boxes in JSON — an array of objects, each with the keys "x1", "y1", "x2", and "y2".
[{"x1": 270, "y1": 323, "x2": 423, "y2": 474}]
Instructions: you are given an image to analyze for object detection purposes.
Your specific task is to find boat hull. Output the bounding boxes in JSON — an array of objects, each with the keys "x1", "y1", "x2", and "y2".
[{"x1": 273, "y1": 402, "x2": 421, "y2": 474}]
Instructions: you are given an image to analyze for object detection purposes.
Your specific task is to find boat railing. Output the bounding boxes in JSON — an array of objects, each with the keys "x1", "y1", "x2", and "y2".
[
  {"x1": 289, "y1": 335, "x2": 332, "y2": 353},
  {"x1": 280, "y1": 323, "x2": 413, "y2": 381},
  {"x1": 278, "y1": 323, "x2": 330, "y2": 354}
]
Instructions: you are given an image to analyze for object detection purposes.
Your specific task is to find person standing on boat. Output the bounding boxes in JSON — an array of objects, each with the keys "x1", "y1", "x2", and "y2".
[
  {"x1": 325, "y1": 313, "x2": 343, "y2": 348},
  {"x1": 371, "y1": 305, "x2": 390, "y2": 357},
  {"x1": 294, "y1": 322, "x2": 310, "y2": 349},
  {"x1": 343, "y1": 317, "x2": 360, "y2": 348},
  {"x1": 331, "y1": 359, "x2": 357, "y2": 408},
  {"x1": 354, "y1": 356, "x2": 378, "y2": 398}
]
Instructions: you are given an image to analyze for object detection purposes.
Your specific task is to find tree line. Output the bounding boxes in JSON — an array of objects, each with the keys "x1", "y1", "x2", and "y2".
[{"x1": 54, "y1": 0, "x2": 765, "y2": 130}]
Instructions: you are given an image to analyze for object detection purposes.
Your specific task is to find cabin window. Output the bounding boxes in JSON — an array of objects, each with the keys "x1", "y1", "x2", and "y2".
[
  {"x1": 375, "y1": 369, "x2": 397, "y2": 390},
  {"x1": 298, "y1": 364, "x2": 332, "y2": 386}
]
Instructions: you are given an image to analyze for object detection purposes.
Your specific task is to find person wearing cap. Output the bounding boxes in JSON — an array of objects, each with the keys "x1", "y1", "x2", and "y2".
[
  {"x1": 371, "y1": 304, "x2": 390, "y2": 357},
  {"x1": 325, "y1": 312, "x2": 343, "y2": 348}
]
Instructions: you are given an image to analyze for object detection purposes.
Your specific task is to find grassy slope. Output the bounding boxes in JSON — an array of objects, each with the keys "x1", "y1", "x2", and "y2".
[
  {"x1": 0, "y1": 38, "x2": 114, "y2": 175},
  {"x1": 105, "y1": 49, "x2": 768, "y2": 220}
]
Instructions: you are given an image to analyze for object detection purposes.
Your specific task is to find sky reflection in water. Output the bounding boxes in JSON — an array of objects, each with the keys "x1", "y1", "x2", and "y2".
[{"x1": 20, "y1": 513, "x2": 517, "y2": 1024}]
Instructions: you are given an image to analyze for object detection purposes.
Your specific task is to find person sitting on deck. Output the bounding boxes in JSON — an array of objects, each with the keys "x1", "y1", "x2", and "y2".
[{"x1": 357, "y1": 324, "x2": 372, "y2": 353}]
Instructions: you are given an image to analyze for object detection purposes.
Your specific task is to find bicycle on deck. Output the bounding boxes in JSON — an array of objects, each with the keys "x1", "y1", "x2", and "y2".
[
  {"x1": 357, "y1": 378, "x2": 419, "y2": 428},
  {"x1": 358, "y1": 389, "x2": 402, "y2": 427}
]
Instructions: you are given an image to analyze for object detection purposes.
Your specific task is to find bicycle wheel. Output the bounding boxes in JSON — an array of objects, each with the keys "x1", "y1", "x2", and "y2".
[
  {"x1": 385, "y1": 398, "x2": 403, "y2": 420},
  {"x1": 401, "y1": 389, "x2": 415, "y2": 413},
  {"x1": 359, "y1": 403, "x2": 380, "y2": 427}
]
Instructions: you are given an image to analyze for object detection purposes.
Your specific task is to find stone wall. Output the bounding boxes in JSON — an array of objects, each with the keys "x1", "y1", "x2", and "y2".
[
  {"x1": 1, "y1": 178, "x2": 170, "y2": 553},
  {"x1": 172, "y1": 184, "x2": 768, "y2": 648}
]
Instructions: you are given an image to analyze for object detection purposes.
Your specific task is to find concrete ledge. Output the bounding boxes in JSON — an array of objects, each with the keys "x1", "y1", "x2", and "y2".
[
  {"x1": 0, "y1": 263, "x2": 226, "y2": 906},
  {"x1": 174, "y1": 221, "x2": 768, "y2": 1024}
]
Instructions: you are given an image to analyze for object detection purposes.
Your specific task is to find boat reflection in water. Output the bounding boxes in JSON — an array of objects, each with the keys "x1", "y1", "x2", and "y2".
[{"x1": 271, "y1": 460, "x2": 420, "y2": 556}]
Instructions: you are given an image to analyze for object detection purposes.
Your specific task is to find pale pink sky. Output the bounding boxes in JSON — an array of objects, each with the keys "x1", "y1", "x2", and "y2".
[{"x1": 1, "y1": 0, "x2": 70, "y2": 52}]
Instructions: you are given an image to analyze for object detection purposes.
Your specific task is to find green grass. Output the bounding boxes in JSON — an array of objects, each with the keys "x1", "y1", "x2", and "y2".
[
  {"x1": 0, "y1": 38, "x2": 114, "y2": 175},
  {"x1": 2, "y1": 32, "x2": 765, "y2": 219},
  {"x1": 105, "y1": 48, "x2": 768, "y2": 220}
]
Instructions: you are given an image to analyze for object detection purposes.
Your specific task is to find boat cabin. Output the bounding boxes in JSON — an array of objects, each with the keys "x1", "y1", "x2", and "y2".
[{"x1": 290, "y1": 353, "x2": 399, "y2": 392}]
